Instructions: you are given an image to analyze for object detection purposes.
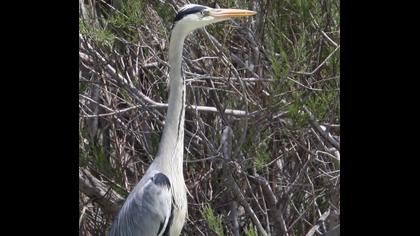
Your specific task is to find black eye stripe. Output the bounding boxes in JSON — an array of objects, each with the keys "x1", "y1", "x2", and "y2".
[{"x1": 173, "y1": 6, "x2": 207, "y2": 22}]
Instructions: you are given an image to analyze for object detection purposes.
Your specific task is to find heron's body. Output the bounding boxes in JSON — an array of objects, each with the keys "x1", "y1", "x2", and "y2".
[{"x1": 109, "y1": 4, "x2": 256, "y2": 236}]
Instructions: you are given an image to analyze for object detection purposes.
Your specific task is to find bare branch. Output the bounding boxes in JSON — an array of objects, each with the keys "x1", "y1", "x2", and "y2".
[
  {"x1": 303, "y1": 106, "x2": 340, "y2": 150},
  {"x1": 305, "y1": 209, "x2": 330, "y2": 236},
  {"x1": 221, "y1": 127, "x2": 269, "y2": 236},
  {"x1": 79, "y1": 168, "x2": 125, "y2": 216}
]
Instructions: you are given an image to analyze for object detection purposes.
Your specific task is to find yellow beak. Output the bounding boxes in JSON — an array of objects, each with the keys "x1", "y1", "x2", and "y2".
[{"x1": 209, "y1": 8, "x2": 257, "y2": 19}]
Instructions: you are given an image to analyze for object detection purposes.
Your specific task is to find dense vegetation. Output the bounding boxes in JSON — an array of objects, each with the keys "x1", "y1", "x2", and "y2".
[{"x1": 79, "y1": 0, "x2": 340, "y2": 235}]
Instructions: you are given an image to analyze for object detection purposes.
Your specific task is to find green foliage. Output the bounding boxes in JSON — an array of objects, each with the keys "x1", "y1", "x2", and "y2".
[
  {"x1": 80, "y1": 19, "x2": 115, "y2": 47},
  {"x1": 255, "y1": 140, "x2": 270, "y2": 171},
  {"x1": 265, "y1": 0, "x2": 341, "y2": 129},
  {"x1": 79, "y1": 125, "x2": 112, "y2": 175},
  {"x1": 200, "y1": 204, "x2": 224, "y2": 236},
  {"x1": 288, "y1": 100, "x2": 309, "y2": 128},
  {"x1": 271, "y1": 48, "x2": 290, "y2": 82},
  {"x1": 305, "y1": 90, "x2": 337, "y2": 120},
  {"x1": 79, "y1": 80, "x2": 88, "y2": 94},
  {"x1": 155, "y1": 2, "x2": 176, "y2": 30},
  {"x1": 88, "y1": 140, "x2": 114, "y2": 177},
  {"x1": 244, "y1": 223, "x2": 259, "y2": 236},
  {"x1": 79, "y1": 0, "x2": 150, "y2": 46},
  {"x1": 107, "y1": 0, "x2": 145, "y2": 43}
]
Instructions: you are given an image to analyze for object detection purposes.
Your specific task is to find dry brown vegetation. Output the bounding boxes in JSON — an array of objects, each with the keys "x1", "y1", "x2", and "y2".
[{"x1": 79, "y1": 0, "x2": 340, "y2": 235}]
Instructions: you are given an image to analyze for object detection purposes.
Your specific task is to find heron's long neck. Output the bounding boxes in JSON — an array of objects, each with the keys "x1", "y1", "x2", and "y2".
[{"x1": 155, "y1": 28, "x2": 187, "y2": 174}]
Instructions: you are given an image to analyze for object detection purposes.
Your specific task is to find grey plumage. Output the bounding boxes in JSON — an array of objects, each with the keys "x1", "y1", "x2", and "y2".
[{"x1": 109, "y1": 171, "x2": 172, "y2": 236}]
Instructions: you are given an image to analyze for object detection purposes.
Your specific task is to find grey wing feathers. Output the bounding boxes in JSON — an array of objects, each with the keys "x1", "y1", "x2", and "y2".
[{"x1": 109, "y1": 171, "x2": 172, "y2": 236}]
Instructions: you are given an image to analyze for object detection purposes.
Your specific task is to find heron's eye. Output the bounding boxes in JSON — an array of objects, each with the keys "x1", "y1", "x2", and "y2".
[{"x1": 201, "y1": 10, "x2": 210, "y2": 17}]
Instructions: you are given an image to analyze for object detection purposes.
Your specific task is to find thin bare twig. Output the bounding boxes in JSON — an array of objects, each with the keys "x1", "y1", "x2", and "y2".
[{"x1": 292, "y1": 46, "x2": 340, "y2": 75}]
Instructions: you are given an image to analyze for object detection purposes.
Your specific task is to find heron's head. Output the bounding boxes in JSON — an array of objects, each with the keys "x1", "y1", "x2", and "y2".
[{"x1": 172, "y1": 4, "x2": 256, "y2": 34}]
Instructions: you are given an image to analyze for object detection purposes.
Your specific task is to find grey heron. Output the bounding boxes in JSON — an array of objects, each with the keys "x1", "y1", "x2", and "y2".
[{"x1": 109, "y1": 4, "x2": 256, "y2": 236}]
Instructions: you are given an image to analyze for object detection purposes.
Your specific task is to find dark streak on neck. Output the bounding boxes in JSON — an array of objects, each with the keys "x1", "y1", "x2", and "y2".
[{"x1": 174, "y1": 83, "x2": 185, "y2": 153}]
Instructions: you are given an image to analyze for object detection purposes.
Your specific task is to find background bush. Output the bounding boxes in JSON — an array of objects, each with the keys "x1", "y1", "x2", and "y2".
[{"x1": 79, "y1": 0, "x2": 340, "y2": 235}]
